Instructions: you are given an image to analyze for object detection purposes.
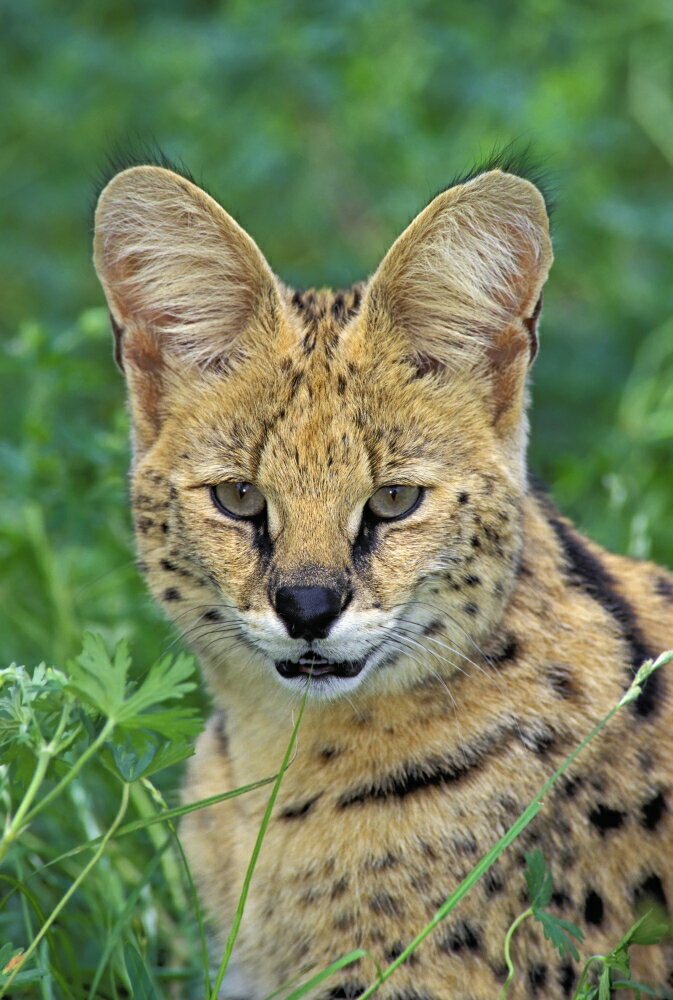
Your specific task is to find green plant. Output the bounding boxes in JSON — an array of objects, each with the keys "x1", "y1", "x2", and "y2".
[{"x1": 2, "y1": 643, "x2": 671, "y2": 999}]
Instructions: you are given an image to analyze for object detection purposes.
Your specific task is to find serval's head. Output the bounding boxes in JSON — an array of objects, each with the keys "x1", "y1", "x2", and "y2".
[{"x1": 94, "y1": 160, "x2": 552, "y2": 702}]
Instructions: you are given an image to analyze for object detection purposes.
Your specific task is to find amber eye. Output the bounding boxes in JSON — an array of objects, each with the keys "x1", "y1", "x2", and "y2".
[
  {"x1": 211, "y1": 482, "x2": 266, "y2": 519},
  {"x1": 367, "y1": 485, "x2": 422, "y2": 520}
]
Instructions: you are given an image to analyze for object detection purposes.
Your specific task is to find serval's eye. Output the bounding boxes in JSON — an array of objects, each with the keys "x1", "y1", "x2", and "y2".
[
  {"x1": 211, "y1": 482, "x2": 266, "y2": 519},
  {"x1": 367, "y1": 485, "x2": 422, "y2": 520}
]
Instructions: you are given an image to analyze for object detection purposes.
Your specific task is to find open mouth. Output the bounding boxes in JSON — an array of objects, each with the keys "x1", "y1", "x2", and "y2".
[{"x1": 275, "y1": 650, "x2": 365, "y2": 679}]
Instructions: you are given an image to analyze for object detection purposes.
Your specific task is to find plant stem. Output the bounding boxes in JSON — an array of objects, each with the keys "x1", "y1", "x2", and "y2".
[
  {"x1": 210, "y1": 686, "x2": 310, "y2": 1000},
  {"x1": 0, "y1": 702, "x2": 72, "y2": 863},
  {"x1": 498, "y1": 908, "x2": 533, "y2": 999},
  {"x1": 22, "y1": 718, "x2": 115, "y2": 826},
  {"x1": 0, "y1": 782, "x2": 130, "y2": 998},
  {"x1": 572, "y1": 954, "x2": 604, "y2": 999},
  {"x1": 354, "y1": 656, "x2": 668, "y2": 1000}
]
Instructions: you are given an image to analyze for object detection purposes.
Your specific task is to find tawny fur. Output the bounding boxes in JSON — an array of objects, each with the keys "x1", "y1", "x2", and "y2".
[{"x1": 94, "y1": 164, "x2": 673, "y2": 1000}]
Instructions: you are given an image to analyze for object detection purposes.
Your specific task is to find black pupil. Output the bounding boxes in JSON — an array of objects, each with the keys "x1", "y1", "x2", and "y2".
[
  {"x1": 388, "y1": 488, "x2": 399, "y2": 505},
  {"x1": 237, "y1": 483, "x2": 249, "y2": 499}
]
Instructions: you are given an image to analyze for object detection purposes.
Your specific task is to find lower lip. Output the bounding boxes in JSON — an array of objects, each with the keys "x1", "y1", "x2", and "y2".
[{"x1": 275, "y1": 659, "x2": 365, "y2": 679}]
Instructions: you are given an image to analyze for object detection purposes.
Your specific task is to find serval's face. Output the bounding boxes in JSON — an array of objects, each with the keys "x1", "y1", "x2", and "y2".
[{"x1": 94, "y1": 164, "x2": 551, "y2": 700}]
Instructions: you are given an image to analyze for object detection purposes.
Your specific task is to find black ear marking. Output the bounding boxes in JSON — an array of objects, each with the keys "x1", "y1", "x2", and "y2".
[
  {"x1": 110, "y1": 311, "x2": 125, "y2": 372},
  {"x1": 524, "y1": 294, "x2": 543, "y2": 364}
]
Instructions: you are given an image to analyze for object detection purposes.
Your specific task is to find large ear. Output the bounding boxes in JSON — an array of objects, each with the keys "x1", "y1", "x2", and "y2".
[
  {"x1": 363, "y1": 169, "x2": 553, "y2": 430},
  {"x1": 93, "y1": 165, "x2": 281, "y2": 450}
]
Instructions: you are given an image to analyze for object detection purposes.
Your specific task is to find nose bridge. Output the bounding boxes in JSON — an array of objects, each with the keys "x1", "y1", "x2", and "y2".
[{"x1": 272, "y1": 497, "x2": 352, "y2": 582}]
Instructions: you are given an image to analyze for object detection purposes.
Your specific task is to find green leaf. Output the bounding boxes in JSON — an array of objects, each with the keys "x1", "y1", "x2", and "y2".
[
  {"x1": 67, "y1": 633, "x2": 131, "y2": 719},
  {"x1": 618, "y1": 910, "x2": 669, "y2": 948},
  {"x1": 122, "y1": 944, "x2": 161, "y2": 1000},
  {"x1": 102, "y1": 731, "x2": 195, "y2": 781},
  {"x1": 612, "y1": 981, "x2": 673, "y2": 999},
  {"x1": 119, "y1": 705, "x2": 201, "y2": 739},
  {"x1": 281, "y1": 950, "x2": 368, "y2": 1000},
  {"x1": 524, "y1": 849, "x2": 553, "y2": 908},
  {"x1": 116, "y1": 652, "x2": 196, "y2": 725},
  {"x1": 535, "y1": 910, "x2": 583, "y2": 960},
  {"x1": 598, "y1": 965, "x2": 612, "y2": 1000}
]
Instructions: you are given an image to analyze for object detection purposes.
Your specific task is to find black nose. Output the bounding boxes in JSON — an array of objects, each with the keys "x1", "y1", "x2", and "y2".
[{"x1": 274, "y1": 585, "x2": 349, "y2": 640}]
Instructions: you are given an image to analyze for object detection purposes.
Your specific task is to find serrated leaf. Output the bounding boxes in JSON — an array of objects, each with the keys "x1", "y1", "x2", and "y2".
[
  {"x1": 102, "y1": 731, "x2": 195, "y2": 782},
  {"x1": 525, "y1": 848, "x2": 552, "y2": 908},
  {"x1": 119, "y1": 705, "x2": 201, "y2": 739},
  {"x1": 116, "y1": 652, "x2": 196, "y2": 725},
  {"x1": 67, "y1": 633, "x2": 131, "y2": 719},
  {"x1": 535, "y1": 909, "x2": 583, "y2": 960},
  {"x1": 111, "y1": 731, "x2": 159, "y2": 782},
  {"x1": 137, "y1": 738, "x2": 194, "y2": 777}
]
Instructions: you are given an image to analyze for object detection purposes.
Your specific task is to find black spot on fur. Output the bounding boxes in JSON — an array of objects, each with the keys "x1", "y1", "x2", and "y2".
[
  {"x1": 634, "y1": 873, "x2": 667, "y2": 908},
  {"x1": 364, "y1": 852, "x2": 399, "y2": 871},
  {"x1": 463, "y1": 602, "x2": 479, "y2": 616},
  {"x1": 588, "y1": 803, "x2": 626, "y2": 834},
  {"x1": 136, "y1": 515, "x2": 154, "y2": 533},
  {"x1": 337, "y1": 728, "x2": 510, "y2": 807},
  {"x1": 458, "y1": 491, "x2": 470, "y2": 504},
  {"x1": 201, "y1": 609, "x2": 223, "y2": 622},
  {"x1": 584, "y1": 889, "x2": 604, "y2": 925},
  {"x1": 641, "y1": 791, "x2": 666, "y2": 830},
  {"x1": 438, "y1": 919, "x2": 481, "y2": 954},
  {"x1": 487, "y1": 634, "x2": 518, "y2": 666},
  {"x1": 547, "y1": 663, "x2": 578, "y2": 699},
  {"x1": 527, "y1": 963, "x2": 547, "y2": 993},
  {"x1": 484, "y1": 867, "x2": 504, "y2": 896},
  {"x1": 161, "y1": 521, "x2": 170, "y2": 534},
  {"x1": 384, "y1": 942, "x2": 417, "y2": 966},
  {"x1": 211, "y1": 711, "x2": 228, "y2": 755},
  {"x1": 322, "y1": 982, "x2": 365, "y2": 999},
  {"x1": 336, "y1": 374, "x2": 347, "y2": 395},
  {"x1": 423, "y1": 619, "x2": 445, "y2": 637},
  {"x1": 279, "y1": 794, "x2": 322, "y2": 820},
  {"x1": 390, "y1": 992, "x2": 437, "y2": 1000},
  {"x1": 163, "y1": 587, "x2": 181, "y2": 601},
  {"x1": 319, "y1": 745, "x2": 341, "y2": 761},
  {"x1": 655, "y1": 575, "x2": 673, "y2": 600},
  {"x1": 369, "y1": 891, "x2": 403, "y2": 917},
  {"x1": 558, "y1": 961, "x2": 576, "y2": 996},
  {"x1": 463, "y1": 574, "x2": 481, "y2": 587},
  {"x1": 470, "y1": 534, "x2": 481, "y2": 549},
  {"x1": 535, "y1": 483, "x2": 659, "y2": 717},
  {"x1": 330, "y1": 875, "x2": 349, "y2": 899},
  {"x1": 518, "y1": 724, "x2": 556, "y2": 755},
  {"x1": 562, "y1": 777, "x2": 582, "y2": 798}
]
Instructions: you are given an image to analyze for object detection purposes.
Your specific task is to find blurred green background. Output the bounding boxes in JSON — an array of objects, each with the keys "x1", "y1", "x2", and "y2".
[{"x1": 2, "y1": 0, "x2": 673, "y2": 671}]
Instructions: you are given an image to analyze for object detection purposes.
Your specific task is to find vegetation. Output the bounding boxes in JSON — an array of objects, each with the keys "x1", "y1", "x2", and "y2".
[
  {"x1": 2, "y1": 641, "x2": 671, "y2": 998},
  {"x1": 1, "y1": 1, "x2": 672, "y2": 997}
]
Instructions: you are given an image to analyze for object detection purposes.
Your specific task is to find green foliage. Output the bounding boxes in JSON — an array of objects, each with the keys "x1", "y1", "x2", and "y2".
[
  {"x1": 573, "y1": 911, "x2": 672, "y2": 999},
  {"x1": 524, "y1": 849, "x2": 583, "y2": 961},
  {"x1": 1, "y1": 641, "x2": 672, "y2": 997},
  {"x1": 1, "y1": 4, "x2": 672, "y2": 997},
  {"x1": 0, "y1": 637, "x2": 205, "y2": 998},
  {"x1": 1, "y1": 1, "x2": 673, "y2": 673}
]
